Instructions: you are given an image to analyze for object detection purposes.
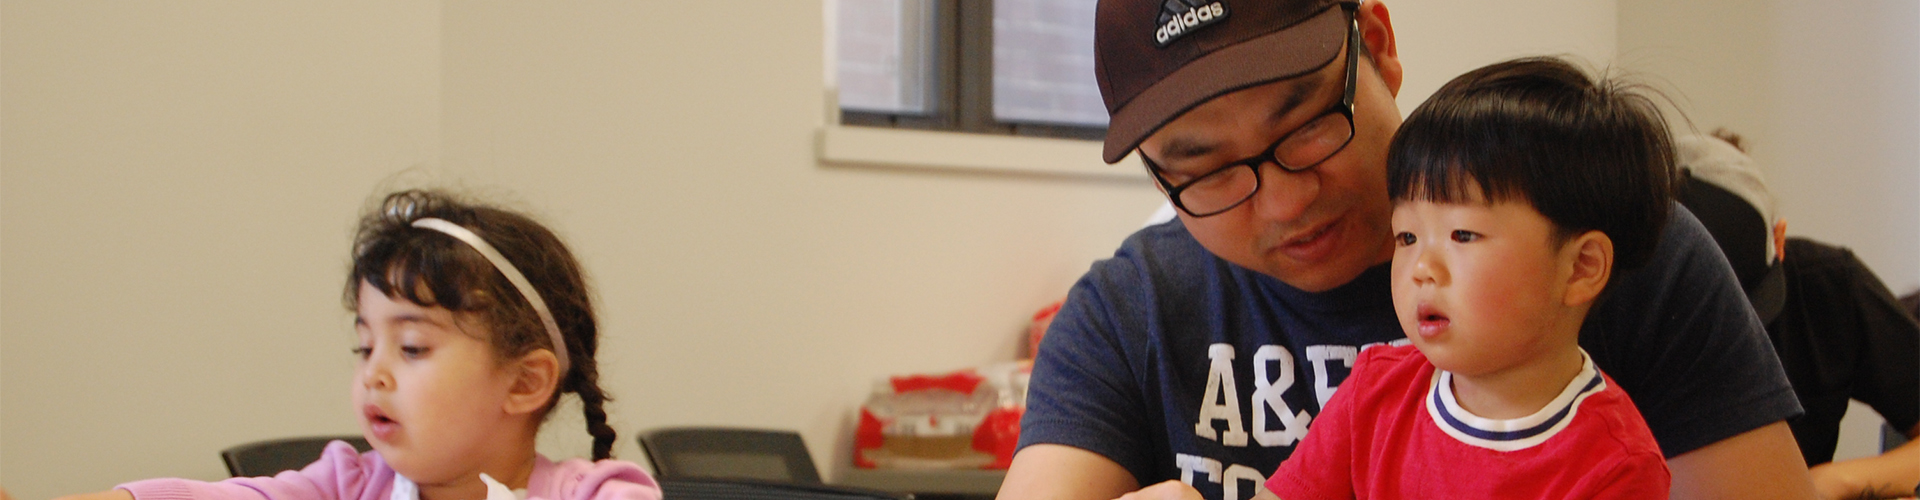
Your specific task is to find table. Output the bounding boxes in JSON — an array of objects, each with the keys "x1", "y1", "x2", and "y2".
[{"x1": 836, "y1": 468, "x2": 1006, "y2": 500}]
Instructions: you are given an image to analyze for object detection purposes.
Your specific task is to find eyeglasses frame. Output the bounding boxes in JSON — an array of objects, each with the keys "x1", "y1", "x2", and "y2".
[{"x1": 1141, "y1": 9, "x2": 1362, "y2": 218}]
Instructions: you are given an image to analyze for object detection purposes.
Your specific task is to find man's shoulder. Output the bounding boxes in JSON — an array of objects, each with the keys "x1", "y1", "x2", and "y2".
[
  {"x1": 1084, "y1": 220, "x2": 1233, "y2": 289},
  {"x1": 1109, "y1": 220, "x2": 1212, "y2": 266},
  {"x1": 1635, "y1": 202, "x2": 1725, "y2": 276},
  {"x1": 1599, "y1": 202, "x2": 1741, "y2": 309}
]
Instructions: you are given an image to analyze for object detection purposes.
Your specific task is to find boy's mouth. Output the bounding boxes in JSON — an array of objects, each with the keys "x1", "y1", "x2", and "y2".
[{"x1": 1415, "y1": 304, "x2": 1450, "y2": 337}]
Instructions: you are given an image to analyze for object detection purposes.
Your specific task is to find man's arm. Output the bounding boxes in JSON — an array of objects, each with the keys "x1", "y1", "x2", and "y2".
[
  {"x1": 1666, "y1": 421, "x2": 1817, "y2": 500},
  {"x1": 996, "y1": 444, "x2": 1141, "y2": 500}
]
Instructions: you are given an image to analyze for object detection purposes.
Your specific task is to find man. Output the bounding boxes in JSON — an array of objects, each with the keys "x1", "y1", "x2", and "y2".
[
  {"x1": 1677, "y1": 132, "x2": 1920, "y2": 499},
  {"x1": 994, "y1": 1, "x2": 1815, "y2": 499}
]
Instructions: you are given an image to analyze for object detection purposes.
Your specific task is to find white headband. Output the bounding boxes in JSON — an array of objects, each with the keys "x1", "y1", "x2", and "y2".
[{"x1": 410, "y1": 218, "x2": 570, "y2": 375}]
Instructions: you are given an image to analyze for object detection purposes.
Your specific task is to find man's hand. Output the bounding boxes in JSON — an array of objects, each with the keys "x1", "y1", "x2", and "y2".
[
  {"x1": 1115, "y1": 481, "x2": 1205, "y2": 500},
  {"x1": 1114, "y1": 480, "x2": 1283, "y2": 500}
]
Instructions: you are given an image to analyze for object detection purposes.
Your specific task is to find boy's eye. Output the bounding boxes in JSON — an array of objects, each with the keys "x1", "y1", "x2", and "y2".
[
  {"x1": 350, "y1": 346, "x2": 371, "y2": 359},
  {"x1": 1451, "y1": 230, "x2": 1479, "y2": 243},
  {"x1": 401, "y1": 345, "x2": 429, "y2": 359},
  {"x1": 1395, "y1": 232, "x2": 1416, "y2": 246}
]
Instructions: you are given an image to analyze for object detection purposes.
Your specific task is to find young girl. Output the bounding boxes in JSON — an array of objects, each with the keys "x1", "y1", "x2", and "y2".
[{"x1": 62, "y1": 190, "x2": 661, "y2": 500}]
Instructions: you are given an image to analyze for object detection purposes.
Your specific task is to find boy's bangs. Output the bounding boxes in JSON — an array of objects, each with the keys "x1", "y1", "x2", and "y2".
[{"x1": 1387, "y1": 115, "x2": 1540, "y2": 208}]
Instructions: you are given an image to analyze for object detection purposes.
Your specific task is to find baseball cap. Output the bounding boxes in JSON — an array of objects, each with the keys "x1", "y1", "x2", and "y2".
[
  {"x1": 1675, "y1": 133, "x2": 1786, "y2": 321},
  {"x1": 1095, "y1": 0, "x2": 1357, "y2": 163}
]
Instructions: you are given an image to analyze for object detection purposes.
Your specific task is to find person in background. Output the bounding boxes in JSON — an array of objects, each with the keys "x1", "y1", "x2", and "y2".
[
  {"x1": 1266, "y1": 56, "x2": 1673, "y2": 499},
  {"x1": 1677, "y1": 131, "x2": 1920, "y2": 500},
  {"x1": 998, "y1": 0, "x2": 1814, "y2": 499},
  {"x1": 1901, "y1": 291, "x2": 1918, "y2": 320},
  {"x1": 55, "y1": 190, "x2": 660, "y2": 500}
]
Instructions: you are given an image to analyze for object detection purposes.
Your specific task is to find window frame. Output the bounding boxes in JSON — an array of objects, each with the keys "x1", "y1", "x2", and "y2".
[{"x1": 838, "y1": 0, "x2": 1106, "y2": 141}]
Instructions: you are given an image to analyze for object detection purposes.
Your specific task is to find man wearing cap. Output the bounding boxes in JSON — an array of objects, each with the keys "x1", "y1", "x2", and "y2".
[
  {"x1": 999, "y1": 1, "x2": 1815, "y2": 499},
  {"x1": 1677, "y1": 132, "x2": 1920, "y2": 500}
]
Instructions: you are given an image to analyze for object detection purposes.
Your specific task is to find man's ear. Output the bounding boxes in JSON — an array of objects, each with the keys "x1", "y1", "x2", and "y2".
[
  {"x1": 1564, "y1": 231, "x2": 1613, "y2": 307},
  {"x1": 504, "y1": 349, "x2": 561, "y2": 416},
  {"x1": 1357, "y1": 0, "x2": 1403, "y2": 96}
]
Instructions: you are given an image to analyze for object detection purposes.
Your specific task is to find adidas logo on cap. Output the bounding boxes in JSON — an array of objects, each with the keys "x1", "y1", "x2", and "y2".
[{"x1": 1153, "y1": 0, "x2": 1229, "y2": 47}]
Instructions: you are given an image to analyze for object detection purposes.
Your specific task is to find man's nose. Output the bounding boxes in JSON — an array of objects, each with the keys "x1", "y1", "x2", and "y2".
[{"x1": 1248, "y1": 162, "x2": 1320, "y2": 222}]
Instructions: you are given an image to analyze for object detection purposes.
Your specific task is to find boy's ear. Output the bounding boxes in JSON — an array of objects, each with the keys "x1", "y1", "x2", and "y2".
[
  {"x1": 504, "y1": 349, "x2": 561, "y2": 416},
  {"x1": 1563, "y1": 231, "x2": 1613, "y2": 307}
]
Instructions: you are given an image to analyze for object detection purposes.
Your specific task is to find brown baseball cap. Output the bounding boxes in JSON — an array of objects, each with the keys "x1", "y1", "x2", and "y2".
[{"x1": 1096, "y1": 0, "x2": 1356, "y2": 163}]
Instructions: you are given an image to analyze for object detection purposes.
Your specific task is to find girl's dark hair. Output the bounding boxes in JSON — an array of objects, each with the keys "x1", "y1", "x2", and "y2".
[
  {"x1": 1387, "y1": 56, "x2": 1674, "y2": 274},
  {"x1": 345, "y1": 189, "x2": 618, "y2": 460}
]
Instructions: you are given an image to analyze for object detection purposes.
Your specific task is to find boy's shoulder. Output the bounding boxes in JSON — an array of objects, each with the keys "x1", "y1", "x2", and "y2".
[
  {"x1": 1348, "y1": 343, "x2": 1433, "y2": 393},
  {"x1": 1357, "y1": 343, "x2": 1423, "y2": 369}
]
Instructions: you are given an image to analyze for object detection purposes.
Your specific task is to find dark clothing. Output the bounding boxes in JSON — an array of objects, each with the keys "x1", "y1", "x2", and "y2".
[
  {"x1": 1770, "y1": 237, "x2": 1920, "y2": 465},
  {"x1": 1020, "y1": 204, "x2": 1802, "y2": 500}
]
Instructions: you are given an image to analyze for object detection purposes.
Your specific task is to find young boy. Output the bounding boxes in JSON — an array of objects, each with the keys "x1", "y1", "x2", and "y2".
[{"x1": 1261, "y1": 57, "x2": 1675, "y2": 499}]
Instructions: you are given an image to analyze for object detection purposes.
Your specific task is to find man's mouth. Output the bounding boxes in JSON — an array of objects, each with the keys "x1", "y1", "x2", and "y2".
[{"x1": 1275, "y1": 217, "x2": 1342, "y2": 262}]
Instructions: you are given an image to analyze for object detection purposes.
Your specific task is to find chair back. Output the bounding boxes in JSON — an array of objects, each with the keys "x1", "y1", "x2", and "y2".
[
  {"x1": 1884, "y1": 422, "x2": 1912, "y2": 453},
  {"x1": 639, "y1": 427, "x2": 822, "y2": 484},
  {"x1": 221, "y1": 436, "x2": 371, "y2": 477},
  {"x1": 657, "y1": 478, "x2": 911, "y2": 500}
]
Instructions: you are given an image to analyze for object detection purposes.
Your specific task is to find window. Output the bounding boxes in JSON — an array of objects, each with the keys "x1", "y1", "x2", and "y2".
[{"x1": 835, "y1": 0, "x2": 1107, "y2": 140}]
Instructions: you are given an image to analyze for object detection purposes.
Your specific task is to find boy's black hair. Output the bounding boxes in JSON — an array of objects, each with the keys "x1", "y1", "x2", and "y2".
[
  {"x1": 1387, "y1": 56, "x2": 1674, "y2": 274},
  {"x1": 346, "y1": 189, "x2": 619, "y2": 460}
]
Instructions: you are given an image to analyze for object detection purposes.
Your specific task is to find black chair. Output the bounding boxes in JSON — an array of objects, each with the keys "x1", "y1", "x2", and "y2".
[
  {"x1": 1884, "y1": 422, "x2": 1912, "y2": 453},
  {"x1": 221, "y1": 436, "x2": 371, "y2": 477},
  {"x1": 638, "y1": 427, "x2": 823, "y2": 484},
  {"x1": 657, "y1": 478, "x2": 912, "y2": 500}
]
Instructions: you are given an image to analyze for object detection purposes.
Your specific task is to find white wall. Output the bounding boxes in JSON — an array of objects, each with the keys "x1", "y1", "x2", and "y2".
[
  {"x1": 1, "y1": 3, "x2": 1160, "y2": 499},
  {"x1": 15, "y1": 1, "x2": 1905, "y2": 499},
  {"x1": 430, "y1": 0, "x2": 1162, "y2": 479},
  {"x1": 1618, "y1": 0, "x2": 1920, "y2": 462},
  {"x1": 1618, "y1": 0, "x2": 1920, "y2": 293},
  {"x1": 2, "y1": 2, "x2": 442, "y2": 499},
  {"x1": 1390, "y1": 0, "x2": 1617, "y2": 116}
]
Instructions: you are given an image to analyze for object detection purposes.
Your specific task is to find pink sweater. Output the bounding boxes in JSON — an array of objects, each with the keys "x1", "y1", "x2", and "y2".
[{"x1": 119, "y1": 441, "x2": 660, "y2": 500}]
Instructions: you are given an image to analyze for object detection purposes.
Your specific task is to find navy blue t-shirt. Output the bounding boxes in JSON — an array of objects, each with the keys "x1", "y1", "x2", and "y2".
[{"x1": 1019, "y1": 204, "x2": 1801, "y2": 500}]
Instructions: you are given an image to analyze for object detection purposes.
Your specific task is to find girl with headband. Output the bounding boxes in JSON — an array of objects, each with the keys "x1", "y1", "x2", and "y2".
[{"x1": 59, "y1": 189, "x2": 660, "y2": 500}]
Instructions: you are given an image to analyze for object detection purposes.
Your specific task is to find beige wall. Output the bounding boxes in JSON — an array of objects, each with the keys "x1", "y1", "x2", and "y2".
[
  {"x1": 1618, "y1": 0, "x2": 1920, "y2": 293},
  {"x1": 1391, "y1": 0, "x2": 1616, "y2": 118},
  {"x1": 1, "y1": 2, "x2": 1161, "y2": 498},
  {"x1": 2, "y1": 2, "x2": 442, "y2": 499},
  {"x1": 1618, "y1": 0, "x2": 1920, "y2": 463},
  {"x1": 431, "y1": 0, "x2": 1164, "y2": 480},
  {"x1": 14, "y1": 1, "x2": 1903, "y2": 499}
]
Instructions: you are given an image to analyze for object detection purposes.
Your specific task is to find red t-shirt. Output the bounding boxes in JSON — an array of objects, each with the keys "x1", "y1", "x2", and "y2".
[{"x1": 1266, "y1": 345, "x2": 1669, "y2": 499}]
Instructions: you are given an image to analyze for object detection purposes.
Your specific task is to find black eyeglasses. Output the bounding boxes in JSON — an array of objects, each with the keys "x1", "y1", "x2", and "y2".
[{"x1": 1141, "y1": 14, "x2": 1361, "y2": 218}]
